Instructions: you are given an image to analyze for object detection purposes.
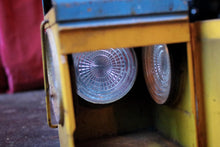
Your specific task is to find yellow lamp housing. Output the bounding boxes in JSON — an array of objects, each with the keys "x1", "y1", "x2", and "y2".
[{"x1": 41, "y1": 0, "x2": 200, "y2": 147}]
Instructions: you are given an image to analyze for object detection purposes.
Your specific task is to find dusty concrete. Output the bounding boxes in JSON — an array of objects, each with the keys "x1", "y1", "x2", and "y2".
[{"x1": 0, "y1": 90, "x2": 60, "y2": 147}]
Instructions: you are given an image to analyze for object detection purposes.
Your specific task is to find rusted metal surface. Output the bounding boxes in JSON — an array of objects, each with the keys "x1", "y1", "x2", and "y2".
[
  {"x1": 41, "y1": 1, "x2": 199, "y2": 147},
  {"x1": 190, "y1": 22, "x2": 207, "y2": 147}
]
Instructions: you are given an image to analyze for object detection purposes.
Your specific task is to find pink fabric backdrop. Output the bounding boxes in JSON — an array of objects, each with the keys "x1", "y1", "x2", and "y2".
[{"x1": 0, "y1": 0, "x2": 44, "y2": 93}]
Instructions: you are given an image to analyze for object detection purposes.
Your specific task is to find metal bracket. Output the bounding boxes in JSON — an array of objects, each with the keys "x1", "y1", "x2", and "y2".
[{"x1": 40, "y1": 20, "x2": 58, "y2": 128}]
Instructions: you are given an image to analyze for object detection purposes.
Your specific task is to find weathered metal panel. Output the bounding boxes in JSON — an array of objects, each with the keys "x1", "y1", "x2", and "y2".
[
  {"x1": 196, "y1": 19, "x2": 220, "y2": 147},
  {"x1": 58, "y1": 20, "x2": 190, "y2": 54},
  {"x1": 51, "y1": 0, "x2": 189, "y2": 22}
]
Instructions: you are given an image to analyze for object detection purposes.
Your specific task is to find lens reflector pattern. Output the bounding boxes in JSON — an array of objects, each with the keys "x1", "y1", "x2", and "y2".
[
  {"x1": 73, "y1": 48, "x2": 137, "y2": 104},
  {"x1": 143, "y1": 44, "x2": 171, "y2": 104}
]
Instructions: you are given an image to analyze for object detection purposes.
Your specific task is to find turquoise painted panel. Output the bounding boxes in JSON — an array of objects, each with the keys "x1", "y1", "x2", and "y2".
[{"x1": 50, "y1": 0, "x2": 188, "y2": 22}]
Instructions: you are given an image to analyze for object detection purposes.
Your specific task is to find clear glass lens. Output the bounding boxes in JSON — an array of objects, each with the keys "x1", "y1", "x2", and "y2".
[
  {"x1": 73, "y1": 48, "x2": 137, "y2": 104},
  {"x1": 143, "y1": 44, "x2": 171, "y2": 104},
  {"x1": 46, "y1": 29, "x2": 64, "y2": 123}
]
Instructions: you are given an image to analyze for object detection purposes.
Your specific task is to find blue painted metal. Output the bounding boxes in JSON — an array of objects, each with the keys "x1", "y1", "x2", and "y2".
[{"x1": 51, "y1": 0, "x2": 189, "y2": 22}]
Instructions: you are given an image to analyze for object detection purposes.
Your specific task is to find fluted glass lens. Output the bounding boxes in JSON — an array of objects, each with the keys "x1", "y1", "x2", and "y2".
[
  {"x1": 143, "y1": 44, "x2": 171, "y2": 104},
  {"x1": 73, "y1": 48, "x2": 137, "y2": 104}
]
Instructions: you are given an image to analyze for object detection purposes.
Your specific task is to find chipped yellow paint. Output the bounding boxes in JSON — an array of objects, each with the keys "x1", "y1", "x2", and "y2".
[
  {"x1": 153, "y1": 39, "x2": 198, "y2": 147},
  {"x1": 48, "y1": 24, "x2": 76, "y2": 147},
  {"x1": 155, "y1": 73, "x2": 198, "y2": 147},
  {"x1": 43, "y1": 8, "x2": 199, "y2": 147},
  {"x1": 59, "y1": 20, "x2": 190, "y2": 54}
]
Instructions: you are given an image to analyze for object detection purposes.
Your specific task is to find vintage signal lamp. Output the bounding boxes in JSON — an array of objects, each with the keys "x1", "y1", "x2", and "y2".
[{"x1": 41, "y1": 0, "x2": 200, "y2": 147}]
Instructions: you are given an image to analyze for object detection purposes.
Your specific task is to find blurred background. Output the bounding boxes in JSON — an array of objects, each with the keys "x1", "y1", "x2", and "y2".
[
  {"x1": 0, "y1": 1, "x2": 59, "y2": 146},
  {"x1": 0, "y1": 0, "x2": 44, "y2": 94}
]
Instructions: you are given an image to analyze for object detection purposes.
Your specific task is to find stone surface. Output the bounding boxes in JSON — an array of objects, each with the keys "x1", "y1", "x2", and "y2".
[{"x1": 0, "y1": 90, "x2": 60, "y2": 147}]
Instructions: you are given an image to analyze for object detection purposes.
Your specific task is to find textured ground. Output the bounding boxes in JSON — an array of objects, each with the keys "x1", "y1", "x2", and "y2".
[
  {"x1": 0, "y1": 90, "x2": 60, "y2": 147},
  {"x1": 0, "y1": 90, "x2": 182, "y2": 147}
]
